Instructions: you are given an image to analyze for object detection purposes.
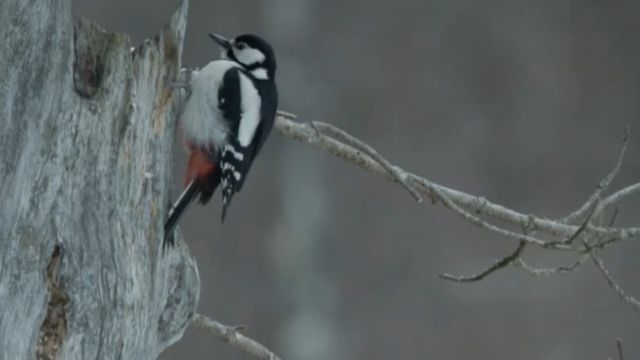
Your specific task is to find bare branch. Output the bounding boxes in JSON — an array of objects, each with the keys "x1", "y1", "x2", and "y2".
[
  {"x1": 276, "y1": 113, "x2": 552, "y2": 247},
  {"x1": 424, "y1": 184, "x2": 554, "y2": 248},
  {"x1": 274, "y1": 114, "x2": 640, "y2": 307},
  {"x1": 440, "y1": 241, "x2": 526, "y2": 282},
  {"x1": 601, "y1": 183, "x2": 640, "y2": 211},
  {"x1": 275, "y1": 115, "x2": 553, "y2": 246},
  {"x1": 274, "y1": 114, "x2": 640, "y2": 247},
  {"x1": 191, "y1": 313, "x2": 283, "y2": 360}
]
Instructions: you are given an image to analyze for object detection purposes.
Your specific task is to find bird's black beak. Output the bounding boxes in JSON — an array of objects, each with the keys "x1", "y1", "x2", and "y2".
[{"x1": 209, "y1": 33, "x2": 231, "y2": 50}]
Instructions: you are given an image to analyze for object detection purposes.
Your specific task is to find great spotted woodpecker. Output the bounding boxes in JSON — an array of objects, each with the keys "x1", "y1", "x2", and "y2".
[{"x1": 164, "y1": 33, "x2": 278, "y2": 246}]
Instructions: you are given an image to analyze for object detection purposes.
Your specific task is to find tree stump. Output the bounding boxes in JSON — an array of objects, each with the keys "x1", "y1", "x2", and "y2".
[{"x1": 0, "y1": 1, "x2": 199, "y2": 359}]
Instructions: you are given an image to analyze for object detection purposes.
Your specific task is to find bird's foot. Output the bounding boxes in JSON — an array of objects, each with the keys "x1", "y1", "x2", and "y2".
[{"x1": 168, "y1": 66, "x2": 197, "y2": 99}]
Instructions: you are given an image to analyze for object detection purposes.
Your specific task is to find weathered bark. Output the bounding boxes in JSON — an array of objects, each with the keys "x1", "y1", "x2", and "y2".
[{"x1": 0, "y1": 1, "x2": 199, "y2": 359}]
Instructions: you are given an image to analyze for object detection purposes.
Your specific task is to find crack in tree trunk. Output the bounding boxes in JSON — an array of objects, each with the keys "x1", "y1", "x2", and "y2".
[{"x1": 37, "y1": 244, "x2": 69, "y2": 360}]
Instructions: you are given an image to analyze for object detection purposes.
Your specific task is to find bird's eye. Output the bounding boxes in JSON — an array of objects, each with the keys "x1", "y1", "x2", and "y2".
[{"x1": 236, "y1": 42, "x2": 247, "y2": 50}]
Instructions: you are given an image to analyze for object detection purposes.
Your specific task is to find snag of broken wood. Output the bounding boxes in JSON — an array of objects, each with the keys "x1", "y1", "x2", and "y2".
[{"x1": 0, "y1": 0, "x2": 199, "y2": 359}]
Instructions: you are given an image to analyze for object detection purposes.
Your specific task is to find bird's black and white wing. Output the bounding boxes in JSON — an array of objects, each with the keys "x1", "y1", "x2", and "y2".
[{"x1": 216, "y1": 68, "x2": 265, "y2": 220}]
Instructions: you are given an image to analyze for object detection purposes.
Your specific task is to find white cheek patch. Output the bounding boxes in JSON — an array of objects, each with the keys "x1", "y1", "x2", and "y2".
[
  {"x1": 237, "y1": 73, "x2": 262, "y2": 147},
  {"x1": 250, "y1": 68, "x2": 269, "y2": 80},
  {"x1": 234, "y1": 47, "x2": 266, "y2": 66}
]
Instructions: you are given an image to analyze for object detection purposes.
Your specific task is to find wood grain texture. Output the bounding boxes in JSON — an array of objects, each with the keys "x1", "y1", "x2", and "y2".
[{"x1": 0, "y1": 1, "x2": 199, "y2": 359}]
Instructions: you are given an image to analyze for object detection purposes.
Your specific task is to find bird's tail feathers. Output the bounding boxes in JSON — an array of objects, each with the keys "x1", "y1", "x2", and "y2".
[{"x1": 163, "y1": 181, "x2": 201, "y2": 248}]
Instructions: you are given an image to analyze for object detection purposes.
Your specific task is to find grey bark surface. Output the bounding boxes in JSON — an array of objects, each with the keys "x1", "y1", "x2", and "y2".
[{"x1": 0, "y1": 1, "x2": 199, "y2": 359}]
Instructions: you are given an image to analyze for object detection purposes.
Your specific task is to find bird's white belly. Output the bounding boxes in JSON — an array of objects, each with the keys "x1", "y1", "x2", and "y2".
[
  {"x1": 179, "y1": 60, "x2": 240, "y2": 148},
  {"x1": 181, "y1": 95, "x2": 228, "y2": 147}
]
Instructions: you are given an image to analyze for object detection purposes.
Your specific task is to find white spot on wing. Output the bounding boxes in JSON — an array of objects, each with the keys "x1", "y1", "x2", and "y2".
[
  {"x1": 222, "y1": 162, "x2": 234, "y2": 171},
  {"x1": 237, "y1": 73, "x2": 262, "y2": 147},
  {"x1": 233, "y1": 171, "x2": 242, "y2": 181},
  {"x1": 223, "y1": 146, "x2": 244, "y2": 161}
]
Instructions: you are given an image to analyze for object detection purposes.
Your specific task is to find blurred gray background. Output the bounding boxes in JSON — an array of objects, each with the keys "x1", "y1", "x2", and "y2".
[{"x1": 73, "y1": 1, "x2": 640, "y2": 359}]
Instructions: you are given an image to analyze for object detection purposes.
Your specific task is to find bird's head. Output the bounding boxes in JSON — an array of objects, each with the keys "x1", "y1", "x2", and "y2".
[{"x1": 209, "y1": 33, "x2": 276, "y2": 81}]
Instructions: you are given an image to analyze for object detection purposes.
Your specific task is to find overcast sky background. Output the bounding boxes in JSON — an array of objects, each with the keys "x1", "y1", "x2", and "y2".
[{"x1": 73, "y1": 1, "x2": 640, "y2": 359}]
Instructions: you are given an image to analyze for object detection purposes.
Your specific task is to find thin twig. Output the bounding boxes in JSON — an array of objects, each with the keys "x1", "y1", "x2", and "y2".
[
  {"x1": 608, "y1": 207, "x2": 620, "y2": 227},
  {"x1": 590, "y1": 237, "x2": 620, "y2": 252},
  {"x1": 581, "y1": 208, "x2": 624, "y2": 259},
  {"x1": 580, "y1": 236, "x2": 640, "y2": 311},
  {"x1": 515, "y1": 254, "x2": 589, "y2": 276},
  {"x1": 563, "y1": 199, "x2": 600, "y2": 245},
  {"x1": 589, "y1": 252, "x2": 640, "y2": 310},
  {"x1": 562, "y1": 127, "x2": 629, "y2": 224},
  {"x1": 191, "y1": 313, "x2": 283, "y2": 360},
  {"x1": 440, "y1": 241, "x2": 526, "y2": 282},
  {"x1": 310, "y1": 121, "x2": 423, "y2": 203},
  {"x1": 276, "y1": 110, "x2": 297, "y2": 120},
  {"x1": 616, "y1": 338, "x2": 625, "y2": 360}
]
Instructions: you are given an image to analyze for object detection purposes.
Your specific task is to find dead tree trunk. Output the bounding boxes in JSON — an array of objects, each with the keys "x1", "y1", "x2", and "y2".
[{"x1": 0, "y1": 1, "x2": 199, "y2": 359}]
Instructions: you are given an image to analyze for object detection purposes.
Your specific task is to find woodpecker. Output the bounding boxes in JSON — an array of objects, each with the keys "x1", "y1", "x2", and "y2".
[{"x1": 164, "y1": 33, "x2": 278, "y2": 246}]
